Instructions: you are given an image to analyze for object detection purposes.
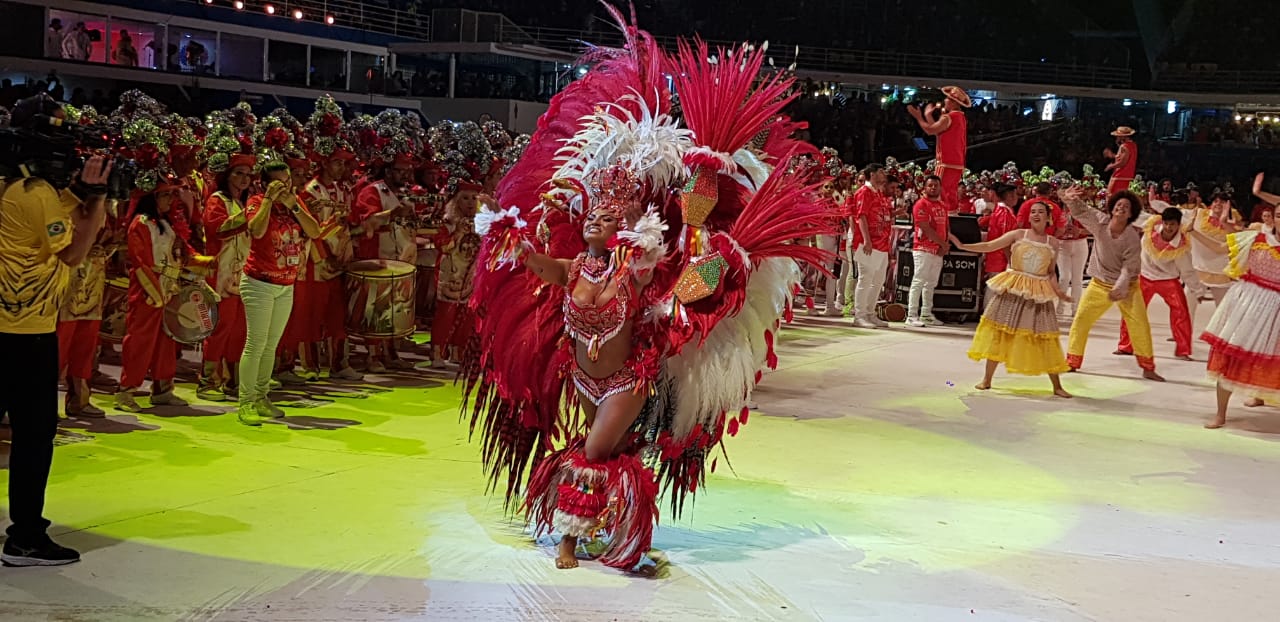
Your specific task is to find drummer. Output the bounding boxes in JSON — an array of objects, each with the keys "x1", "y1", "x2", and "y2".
[
  {"x1": 351, "y1": 152, "x2": 418, "y2": 373},
  {"x1": 114, "y1": 185, "x2": 210, "y2": 412},
  {"x1": 280, "y1": 146, "x2": 364, "y2": 382},
  {"x1": 56, "y1": 212, "x2": 118, "y2": 418},
  {"x1": 198, "y1": 154, "x2": 256, "y2": 402},
  {"x1": 431, "y1": 181, "x2": 482, "y2": 366}
]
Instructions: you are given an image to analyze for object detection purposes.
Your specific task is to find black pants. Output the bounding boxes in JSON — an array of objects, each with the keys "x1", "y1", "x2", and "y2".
[{"x1": 0, "y1": 332, "x2": 59, "y2": 541}]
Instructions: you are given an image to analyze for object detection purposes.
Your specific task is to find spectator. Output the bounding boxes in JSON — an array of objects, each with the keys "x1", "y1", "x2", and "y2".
[
  {"x1": 114, "y1": 31, "x2": 138, "y2": 67},
  {"x1": 61, "y1": 22, "x2": 91, "y2": 61},
  {"x1": 45, "y1": 19, "x2": 63, "y2": 58}
]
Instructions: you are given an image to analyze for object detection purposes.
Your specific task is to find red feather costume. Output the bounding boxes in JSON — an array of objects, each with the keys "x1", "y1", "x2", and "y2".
[{"x1": 460, "y1": 4, "x2": 839, "y2": 571}]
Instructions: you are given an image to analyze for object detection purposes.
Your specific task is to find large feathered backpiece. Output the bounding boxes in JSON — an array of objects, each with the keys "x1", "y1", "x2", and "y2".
[{"x1": 460, "y1": 3, "x2": 674, "y2": 504}]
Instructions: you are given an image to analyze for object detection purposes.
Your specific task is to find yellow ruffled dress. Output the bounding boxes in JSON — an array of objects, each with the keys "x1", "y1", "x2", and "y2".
[{"x1": 967, "y1": 239, "x2": 1070, "y2": 375}]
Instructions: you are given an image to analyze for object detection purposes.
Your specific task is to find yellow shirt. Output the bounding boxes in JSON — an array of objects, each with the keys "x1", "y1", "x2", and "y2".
[{"x1": 0, "y1": 179, "x2": 81, "y2": 334}]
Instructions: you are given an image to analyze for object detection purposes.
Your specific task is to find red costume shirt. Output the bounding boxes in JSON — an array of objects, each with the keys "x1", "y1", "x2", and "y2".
[
  {"x1": 912, "y1": 197, "x2": 950, "y2": 255},
  {"x1": 937, "y1": 111, "x2": 968, "y2": 168},
  {"x1": 1115, "y1": 139, "x2": 1138, "y2": 180},
  {"x1": 851, "y1": 184, "x2": 894, "y2": 253},
  {"x1": 244, "y1": 195, "x2": 308, "y2": 286},
  {"x1": 982, "y1": 203, "x2": 1019, "y2": 274}
]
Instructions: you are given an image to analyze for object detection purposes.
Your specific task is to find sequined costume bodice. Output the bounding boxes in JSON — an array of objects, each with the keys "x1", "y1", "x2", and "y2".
[{"x1": 563, "y1": 253, "x2": 635, "y2": 361}]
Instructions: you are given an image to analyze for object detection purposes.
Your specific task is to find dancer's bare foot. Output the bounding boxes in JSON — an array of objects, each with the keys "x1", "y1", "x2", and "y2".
[
  {"x1": 1142, "y1": 370, "x2": 1166, "y2": 382},
  {"x1": 1204, "y1": 416, "x2": 1227, "y2": 430},
  {"x1": 974, "y1": 381, "x2": 991, "y2": 391},
  {"x1": 1054, "y1": 388, "x2": 1074, "y2": 398},
  {"x1": 556, "y1": 536, "x2": 579, "y2": 569},
  {"x1": 1244, "y1": 398, "x2": 1265, "y2": 408}
]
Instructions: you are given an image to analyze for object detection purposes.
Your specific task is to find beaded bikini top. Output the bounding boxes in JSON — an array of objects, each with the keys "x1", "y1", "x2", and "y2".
[{"x1": 563, "y1": 252, "x2": 635, "y2": 361}]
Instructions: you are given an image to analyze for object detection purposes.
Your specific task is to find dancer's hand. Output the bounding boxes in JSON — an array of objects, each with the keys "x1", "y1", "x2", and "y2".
[{"x1": 1108, "y1": 287, "x2": 1126, "y2": 302}]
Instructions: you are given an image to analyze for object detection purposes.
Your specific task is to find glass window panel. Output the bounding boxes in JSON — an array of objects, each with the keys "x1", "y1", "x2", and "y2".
[
  {"x1": 267, "y1": 40, "x2": 307, "y2": 86},
  {"x1": 310, "y1": 46, "x2": 346, "y2": 90},
  {"x1": 170, "y1": 26, "x2": 216, "y2": 75},
  {"x1": 219, "y1": 32, "x2": 264, "y2": 81},
  {"x1": 350, "y1": 52, "x2": 386, "y2": 94}
]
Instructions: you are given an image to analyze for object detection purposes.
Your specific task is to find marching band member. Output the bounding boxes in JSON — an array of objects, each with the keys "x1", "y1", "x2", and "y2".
[
  {"x1": 848, "y1": 163, "x2": 893, "y2": 328},
  {"x1": 197, "y1": 155, "x2": 255, "y2": 401},
  {"x1": 237, "y1": 161, "x2": 323, "y2": 426},
  {"x1": 56, "y1": 215, "x2": 118, "y2": 418},
  {"x1": 351, "y1": 154, "x2": 417, "y2": 373},
  {"x1": 283, "y1": 147, "x2": 364, "y2": 381},
  {"x1": 430, "y1": 181, "x2": 482, "y2": 365},
  {"x1": 115, "y1": 186, "x2": 205, "y2": 412}
]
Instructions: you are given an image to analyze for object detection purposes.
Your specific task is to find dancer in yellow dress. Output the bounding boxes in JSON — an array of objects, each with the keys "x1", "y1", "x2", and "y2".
[{"x1": 951, "y1": 201, "x2": 1074, "y2": 397}]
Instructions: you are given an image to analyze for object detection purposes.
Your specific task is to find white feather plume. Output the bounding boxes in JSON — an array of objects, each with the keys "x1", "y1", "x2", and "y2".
[
  {"x1": 616, "y1": 208, "x2": 668, "y2": 272},
  {"x1": 473, "y1": 205, "x2": 527, "y2": 237},
  {"x1": 552, "y1": 91, "x2": 692, "y2": 207},
  {"x1": 663, "y1": 257, "x2": 802, "y2": 440}
]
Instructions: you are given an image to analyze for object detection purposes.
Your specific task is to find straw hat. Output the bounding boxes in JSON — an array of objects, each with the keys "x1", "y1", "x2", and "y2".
[
  {"x1": 941, "y1": 86, "x2": 972, "y2": 108},
  {"x1": 1111, "y1": 126, "x2": 1136, "y2": 137}
]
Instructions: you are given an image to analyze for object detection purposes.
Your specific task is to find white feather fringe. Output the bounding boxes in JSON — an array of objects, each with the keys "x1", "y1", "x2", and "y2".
[
  {"x1": 663, "y1": 257, "x2": 802, "y2": 440},
  {"x1": 473, "y1": 205, "x2": 527, "y2": 237},
  {"x1": 617, "y1": 209, "x2": 668, "y2": 272}
]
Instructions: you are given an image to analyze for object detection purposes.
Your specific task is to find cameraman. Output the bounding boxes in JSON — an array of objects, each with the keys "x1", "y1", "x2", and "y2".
[{"x1": 0, "y1": 95, "x2": 111, "y2": 566}]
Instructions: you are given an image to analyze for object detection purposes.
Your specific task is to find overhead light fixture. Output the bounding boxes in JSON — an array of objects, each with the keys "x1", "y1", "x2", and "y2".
[
  {"x1": 293, "y1": 9, "x2": 303, "y2": 19},
  {"x1": 234, "y1": 1, "x2": 244, "y2": 9},
  {"x1": 325, "y1": 15, "x2": 335, "y2": 25},
  {"x1": 265, "y1": 4, "x2": 275, "y2": 15},
  {"x1": 1235, "y1": 114, "x2": 1243, "y2": 121},
  {"x1": 204, "y1": 0, "x2": 213, "y2": 4}
]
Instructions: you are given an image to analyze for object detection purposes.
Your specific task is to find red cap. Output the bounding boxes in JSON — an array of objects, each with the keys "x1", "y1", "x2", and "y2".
[
  {"x1": 326, "y1": 147, "x2": 356, "y2": 162},
  {"x1": 286, "y1": 156, "x2": 311, "y2": 171},
  {"x1": 228, "y1": 154, "x2": 257, "y2": 170},
  {"x1": 456, "y1": 180, "x2": 483, "y2": 193},
  {"x1": 392, "y1": 153, "x2": 418, "y2": 168}
]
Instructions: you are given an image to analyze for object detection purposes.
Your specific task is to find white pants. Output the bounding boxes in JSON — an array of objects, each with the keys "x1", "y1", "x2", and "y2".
[
  {"x1": 1057, "y1": 238, "x2": 1089, "y2": 316},
  {"x1": 238, "y1": 274, "x2": 294, "y2": 406},
  {"x1": 852, "y1": 248, "x2": 889, "y2": 320},
  {"x1": 908, "y1": 251, "x2": 944, "y2": 320},
  {"x1": 816, "y1": 234, "x2": 840, "y2": 309}
]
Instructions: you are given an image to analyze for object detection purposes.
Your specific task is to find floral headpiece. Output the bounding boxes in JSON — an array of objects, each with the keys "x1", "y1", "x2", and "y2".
[
  {"x1": 307, "y1": 94, "x2": 355, "y2": 161},
  {"x1": 120, "y1": 117, "x2": 173, "y2": 193},
  {"x1": 428, "y1": 119, "x2": 496, "y2": 197},
  {"x1": 252, "y1": 113, "x2": 304, "y2": 172},
  {"x1": 203, "y1": 103, "x2": 256, "y2": 173}
]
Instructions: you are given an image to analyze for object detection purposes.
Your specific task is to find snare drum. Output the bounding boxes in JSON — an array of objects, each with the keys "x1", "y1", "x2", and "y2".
[
  {"x1": 163, "y1": 284, "x2": 220, "y2": 344},
  {"x1": 99, "y1": 278, "x2": 129, "y2": 344},
  {"x1": 877, "y1": 301, "x2": 907, "y2": 323},
  {"x1": 344, "y1": 259, "x2": 418, "y2": 339}
]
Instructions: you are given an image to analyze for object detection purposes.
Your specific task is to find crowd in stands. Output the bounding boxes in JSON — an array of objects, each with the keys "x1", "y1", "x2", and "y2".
[{"x1": 1159, "y1": 2, "x2": 1273, "y2": 70}]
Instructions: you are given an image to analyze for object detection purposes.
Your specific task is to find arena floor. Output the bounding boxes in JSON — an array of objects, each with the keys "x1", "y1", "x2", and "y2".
[{"x1": 2, "y1": 299, "x2": 1279, "y2": 622}]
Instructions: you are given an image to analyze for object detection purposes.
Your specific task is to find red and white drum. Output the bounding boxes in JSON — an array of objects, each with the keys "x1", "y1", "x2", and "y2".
[{"x1": 344, "y1": 259, "x2": 418, "y2": 339}]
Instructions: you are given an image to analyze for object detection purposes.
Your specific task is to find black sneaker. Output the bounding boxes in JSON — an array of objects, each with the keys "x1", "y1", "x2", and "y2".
[{"x1": 2, "y1": 536, "x2": 81, "y2": 567}]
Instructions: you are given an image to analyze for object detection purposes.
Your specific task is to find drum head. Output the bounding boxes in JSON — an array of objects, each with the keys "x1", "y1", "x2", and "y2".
[
  {"x1": 163, "y1": 285, "x2": 220, "y2": 344},
  {"x1": 347, "y1": 259, "x2": 417, "y2": 278}
]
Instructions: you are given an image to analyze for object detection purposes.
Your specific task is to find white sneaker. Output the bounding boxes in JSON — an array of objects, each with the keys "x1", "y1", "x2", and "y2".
[
  {"x1": 922, "y1": 316, "x2": 944, "y2": 327},
  {"x1": 905, "y1": 317, "x2": 926, "y2": 328},
  {"x1": 367, "y1": 360, "x2": 387, "y2": 374},
  {"x1": 852, "y1": 317, "x2": 879, "y2": 329},
  {"x1": 823, "y1": 305, "x2": 841, "y2": 317},
  {"x1": 332, "y1": 367, "x2": 364, "y2": 381},
  {"x1": 254, "y1": 398, "x2": 285, "y2": 419},
  {"x1": 870, "y1": 316, "x2": 890, "y2": 328},
  {"x1": 276, "y1": 371, "x2": 310, "y2": 385},
  {"x1": 114, "y1": 391, "x2": 142, "y2": 413}
]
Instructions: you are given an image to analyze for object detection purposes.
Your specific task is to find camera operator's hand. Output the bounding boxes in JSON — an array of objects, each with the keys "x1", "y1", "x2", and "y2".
[{"x1": 78, "y1": 155, "x2": 113, "y2": 188}]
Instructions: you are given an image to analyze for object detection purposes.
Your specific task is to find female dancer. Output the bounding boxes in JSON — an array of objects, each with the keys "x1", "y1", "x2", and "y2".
[
  {"x1": 507, "y1": 175, "x2": 661, "y2": 572},
  {"x1": 236, "y1": 162, "x2": 322, "y2": 426},
  {"x1": 198, "y1": 156, "x2": 255, "y2": 401},
  {"x1": 115, "y1": 187, "x2": 196, "y2": 412},
  {"x1": 1236, "y1": 174, "x2": 1280, "y2": 411},
  {"x1": 951, "y1": 201, "x2": 1073, "y2": 397},
  {"x1": 1201, "y1": 173, "x2": 1280, "y2": 429}
]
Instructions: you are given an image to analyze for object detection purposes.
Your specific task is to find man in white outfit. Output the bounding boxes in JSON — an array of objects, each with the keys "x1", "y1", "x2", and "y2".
[{"x1": 849, "y1": 164, "x2": 893, "y2": 328}]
